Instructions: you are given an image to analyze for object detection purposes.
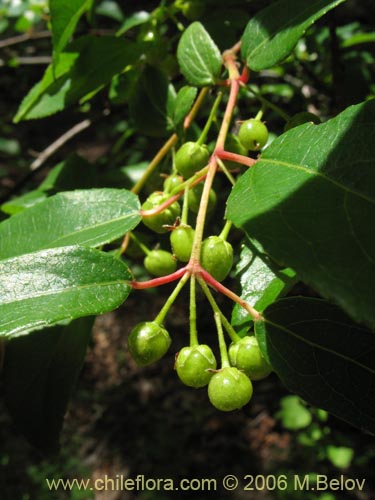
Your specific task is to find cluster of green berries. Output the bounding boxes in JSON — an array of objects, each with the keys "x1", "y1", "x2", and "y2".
[
  {"x1": 128, "y1": 321, "x2": 272, "y2": 412},
  {"x1": 140, "y1": 140, "x2": 234, "y2": 282}
]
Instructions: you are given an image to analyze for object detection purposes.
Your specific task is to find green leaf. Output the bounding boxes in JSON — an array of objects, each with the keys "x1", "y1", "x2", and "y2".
[
  {"x1": 169, "y1": 86, "x2": 197, "y2": 129},
  {"x1": 231, "y1": 241, "x2": 297, "y2": 336},
  {"x1": 326, "y1": 445, "x2": 354, "y2": 468},
  {"x1": 177, "y1": 22, "x2": 222, "y2": 86},
  {"x1": 0, "y1": 188, "x2": 141, "y2": 259},
  {"x1": 0, "y1": 245, "x2": 131, "y2": 339},
  {"x1": 129, "y1": 65, "x2": 176, "y2": 137},
  {"x1": 227, "y1": 100, "x2": 375, "y2": 328},
  {"x1": 255, "y1": 298, "x2": 375, "y2": 433},
  {"x1": 14, "y1": 35, "x2": 141, "y2": 121},
  {"x1": 116, "y1": 11, "x2": 150, "y2": 36},
  {"x1": 49, "y1": 0, "x2": 92, "y2": 59},
  {"x1": 38, "y1": 154, "x2": 96, "y2": 192},
  {"x1": 1, "y1": 190, "x2": 47, "y2": 215},
  {"x1": 3, "y1": 317, "x2": 94, "y2": 452},
  {"x1": 241, "y1": 0, "x2": 346, "y2": 71}
]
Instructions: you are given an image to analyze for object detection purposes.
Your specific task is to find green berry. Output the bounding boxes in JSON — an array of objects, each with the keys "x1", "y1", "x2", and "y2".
[
  {"x1": 163, "y1": 174, "x2": 183, "y2": 193},
  {"x1": 201, "y1": 236, "x2": 233, "y2": 282},
  {"x1": 144, "y1": 249, "x2": 177, "y2": 277},
  {"x1": 229, "y1": 336, "x2": 272, "y2": 380},
  {"x1": 175, "y1": 344, "x2": 217, "y2": 388},
  {"x1": 170, "y1": 225, "x2": 195, "y2": 262},
  {"x1": 128, "y1": 321, "x2": 171, "y2": 366},
  {"x1": 175, "y1": 142, "x2": 209, "y2": 179},
  {"x1": 284, "y1": 112, "x2": 321, "y2": 132},
  {"x1": 208, "y1": 367, "x2": 253, "y2": 411},
  {"x1": 238, "y1": 119, "x2": 269, "y2": 151},
  {"x1": 188, "y1": 183, "x2": 217, "y2": 214},
  {"x1": 142, "y1": 191, "x2": 181, "y2": 233}
]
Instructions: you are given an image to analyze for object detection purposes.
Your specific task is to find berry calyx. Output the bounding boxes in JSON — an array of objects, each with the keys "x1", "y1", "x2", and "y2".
[
  {"x1": 144, "y1": 249, "x2": 177, "y2": 277},
  {"x1": 284, "y1": 111, "x2": 321, "y2": 132},
  {"x1": 188, "y1": 183, "x2": 217, "y2": 214},
  {"x1": 238, "y1": 119, "x2": 269, "y2": 151},
  {"x1": 128, "y1": 321, "x2": 171, "y2": 366},
  {"x1": 170, "y1": 224, "x2": 195, "y2": 262},
  {"x1": 175, "y1": 344, "x2": 217, "y2": 388},
  {"x1": 229, "y1": 336, "x2": 272, "y2": 380},
  {"x1": 201, "y1": 236, "x2": 233, "y2": 282},
  {"x1": 142, "y1": 191, "x2": 181, "y2": 233},
  {"x1": 175, "y1": 142, "x2": 209, "y2": 178},
  {"x1": 208, "y1": 367, "x2": 253, "y2": 411}
]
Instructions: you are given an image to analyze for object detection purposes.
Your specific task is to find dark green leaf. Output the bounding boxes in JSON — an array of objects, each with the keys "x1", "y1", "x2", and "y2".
[
  {"x1": 227, "y1": 100, "x2": 375, "y2": 328},
  {"x1": 38, "y1": 154, "x2": 96, "y2": 192},
  {"x1": 241, "y1": 0, "x2": 346, "y2": 71},
  {"x1": 0, "y1": 246, "x2": 131, "y2": 338},
  {"x1": 3, "y1": 317, "x2": 94, "y2": 452},
  {"x1": 14, "y1": 35, "x2": 141, "y2": 121},
  {"x1": 231, "y1": 241, "x2": 297, "y2": 336},
  {"x1": 169, "y1": 86, "x2": 197, "y2": 129},
  {"x1": 49, "y1": 0, "x2": 92, "y2": 59},
  {"x1": 0, "y1": 188, "x2": 141, "y2": 259},
  {"x1": 255, "y1": 297, "x2": 375, "y2": 433},
  {"x1": 129, "y1": 65, "x2": 176, "y2": 137},
  {"x1": 177, "y1": 22, "x2": 222, "y2": 86}
]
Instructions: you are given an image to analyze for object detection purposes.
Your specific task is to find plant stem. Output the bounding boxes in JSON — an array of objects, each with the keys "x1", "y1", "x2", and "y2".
[
  {"x1": 128, "y1": 232, "x2": 150, "y2": 255},
  {"x1": 216, "y1": 158, "x2": 236, "y2": 185},
  {"x1": 131, "y1": 266, "x2": 187, "y2": 289},
  {"x1": 246, "y1": 86, "x2": 290, "y2": 121},
  {"x1": 197, "y1": 276, "x2": 241, "y2": 343},
  {"x1": 181, "y1": 185, "x2": 190, "y2": 225},
  {"x1": 197, "y1": 92, "x2": 222, "y2": 145},
  {"x1": 216, "y1": 149, "x2": 257, "y2": 168},
  {"x1": 213, "y1": 312, "x2": 230, "y2": 368},
  {"x1": 199, "y1": 269, "x2": 263, "y2": 321},
  {"x1": 189, "y1": 275, "x2": 199, "y2": 346},
  {"x1": 154, "y1": 272, "x2": 190, "y2": 324},
  {"x1": 219, "y1": 220, "x2": 232, "y2": 241},
  {"x1": 255, "y1": 108, "x2": 264, "y2": 121}
]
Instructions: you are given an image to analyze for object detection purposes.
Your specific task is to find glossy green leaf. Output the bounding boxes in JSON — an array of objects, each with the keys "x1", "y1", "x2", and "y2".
[
  {"x1": 177, "y1": 22, "x2": 222, "y2": 86},
  {"x1": 241, "y1": 0, "x2": 346, "y2": 71},
  {"x1": 255, "y1": 297, "x2": 375, "y2": 433},
  {"x1": 49, "y1": 0, "x2": 92, "y2": 59},
  {"x1": 3, "y1": 317, "x2": 94, "y2": 452},
  {"x1": 227, "y1": 100, "x2": 375, "y2": 328},
  {"x1": 14, "y1": 35, "x2": 141, "y2": 121},
  {"x1": 170, "y1": 86, "x2": 197, "y2": 128},
  {"x1": 231, "y1": 241, "x2": 297, "y2": 336},
  {"x1": 129, "y1": 65, "x2": 176, "y2": 137},
  {"x1": 0, "y1": 188, "x2": 141, "y2": 259},
  {"x1": 0, "y1": 246, "x2": 131, "y2": 339}
]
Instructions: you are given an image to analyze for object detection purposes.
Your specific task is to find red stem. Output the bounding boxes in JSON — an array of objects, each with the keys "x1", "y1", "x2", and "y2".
[
  {"x1": 215, "y1": 148, "x2": 257, "y2": 168},
  {"x1": 131, "y1": 267, "x2": 188, "y2": 290},
  {"x1": 140, "y1": 192, "x2": 183, "y2": 217}
]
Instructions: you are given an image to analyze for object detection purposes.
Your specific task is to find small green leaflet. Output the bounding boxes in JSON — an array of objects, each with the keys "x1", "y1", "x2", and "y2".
[
  {"x1": 14, "y1": 35, "x2": 141, "y2": 121},
  {"x1": 0, "y1": 246, "x2": 131, "y2": 339},
  {"x1": 3, "y1": 317, "x2": 94, "y2": 452},
  {"x1": 170, "y1": 86, "x2": 198, "y2": 129},
  {"x1": 255, "y1": 298, "x2": 375, "y2": 434},
  {"x1": 177, "y1": 22, "x2": 222, "y2": 86},
  {"x1": 241, "y1": 0, "x2": 346, "y2": 71},
  {"x1": 231, "y1": 241, "x2": 296, "y2": 336},
  {"x1": 227, "y1": 100, "x2": 375, "y2": 328},
  {"x1": 0, "y1": 188, "x2": 141, "y2": 259}
]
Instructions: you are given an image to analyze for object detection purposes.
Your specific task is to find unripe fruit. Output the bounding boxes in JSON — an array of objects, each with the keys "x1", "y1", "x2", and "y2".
[
  {"x1": 175, "y1": 344, "x2": 217, "y2": 388},
  {"x1": 201, "y1": 236, "x2": 233, "y2": 282},
  {"x1": 128, "y1": 321, "x2": 171, "y2": 366},
  {"x1": 142, "y1": 191, "x2": 181, "y2": 233},
  {"x1": 238, "y1": 119, "x2": 269, "y2": 151},
  {"x1": 144, "y1": 249, "x2": 177, "y2": 277},
  {"x1": 175, "y1": 142, "x2": 209, "y2": 178},
  {"x1": 170, "y1": 225, "x2": 195, "y2": 262},
  {"x1": 163, "y1": 174, "x2": 183, "y2": 193},
  {"x1": 188, "y1": 183, "x2": 217, "y2": 214},
  {"x1": 284, "y1": 111, "x2": 321, "y2": 132},
  {"x1": 229, "y1": 336, "x2": 272, "y2": 380},
  {"x1": 208, "y1": 367, "x2": 253, "y2": 411}
]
